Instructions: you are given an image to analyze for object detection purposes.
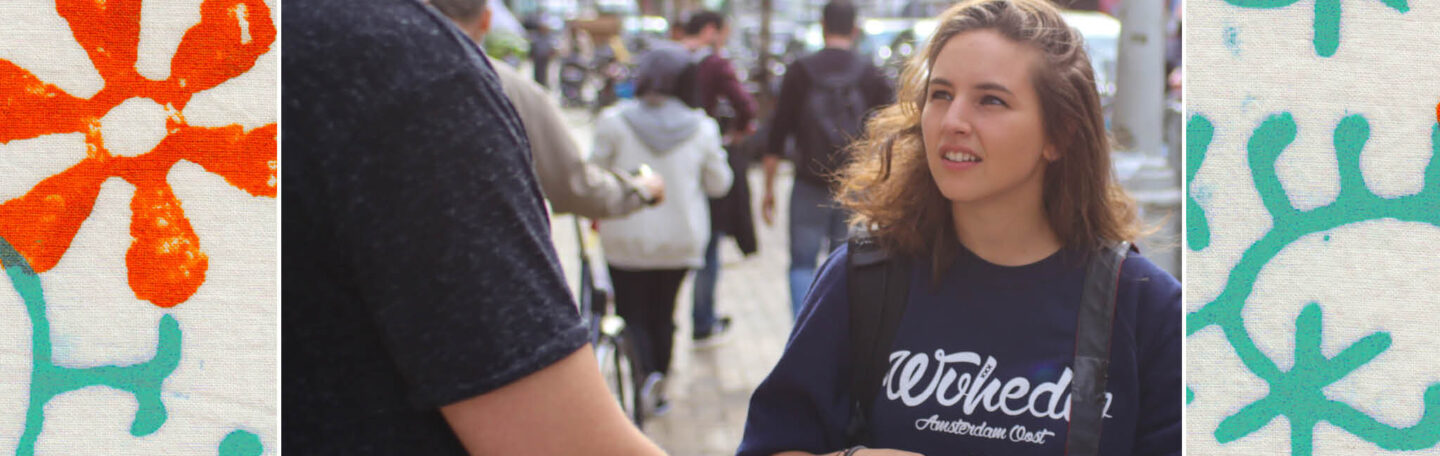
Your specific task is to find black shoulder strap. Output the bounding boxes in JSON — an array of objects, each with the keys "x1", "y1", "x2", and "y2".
[
  {"x1": 844, "y1": 235, "x2": 911, "y2": 447},
  {"x1": 1065, "y1": 241, "x2": 1131, "y2": 456}
]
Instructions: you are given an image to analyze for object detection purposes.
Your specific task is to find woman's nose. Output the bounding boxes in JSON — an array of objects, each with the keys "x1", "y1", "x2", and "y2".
[{"x1": 941, "y1": 102, "x2": 973, "y2": 136}]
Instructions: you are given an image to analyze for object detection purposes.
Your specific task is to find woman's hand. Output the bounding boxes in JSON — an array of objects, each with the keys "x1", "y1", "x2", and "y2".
[
  {"x1": 773, "y1": 450, "x2": 925, "y2": 456},
  {"x1": 852, "y1": 449, "x2": 925, "y2": 456}
]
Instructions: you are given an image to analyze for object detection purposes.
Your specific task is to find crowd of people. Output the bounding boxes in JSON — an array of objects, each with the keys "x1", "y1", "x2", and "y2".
[{"x1": 281, "y1": 0, "x2": 1181, "y2": 454}]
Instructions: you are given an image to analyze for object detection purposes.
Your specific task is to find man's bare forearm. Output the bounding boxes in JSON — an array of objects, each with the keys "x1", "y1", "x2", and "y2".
[
  {"x1": 763, "y1": 154, "x2": 780, "y2": 195},
  {"x1": 441, "y1": 345, "x2": 666, "y2": 456}
]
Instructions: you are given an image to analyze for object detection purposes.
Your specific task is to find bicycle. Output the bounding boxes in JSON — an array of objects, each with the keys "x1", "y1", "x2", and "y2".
[{"x1": 572, "y1": 218, "x2": 649, "y2": 428}]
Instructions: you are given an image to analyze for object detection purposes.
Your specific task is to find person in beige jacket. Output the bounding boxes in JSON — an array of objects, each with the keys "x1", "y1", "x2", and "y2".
[{"x1": 434, "y1": 0, "x2": 665, "y2": 219}]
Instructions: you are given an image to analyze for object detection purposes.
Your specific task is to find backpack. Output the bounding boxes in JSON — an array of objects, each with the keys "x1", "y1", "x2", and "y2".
[
  {"x1": 794, "y1": 55, "x2": 870, "y2": 186},
  {"x1": 843, "y1": 235, "x2": 1132, "y2": 456}
]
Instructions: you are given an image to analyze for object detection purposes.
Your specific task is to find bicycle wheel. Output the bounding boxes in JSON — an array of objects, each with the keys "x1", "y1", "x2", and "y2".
[{"x1": 595, "y1": 328, "x2": 642, "y2": 427}]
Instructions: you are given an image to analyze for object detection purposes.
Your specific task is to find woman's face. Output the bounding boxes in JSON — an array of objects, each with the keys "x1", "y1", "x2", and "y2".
[{"x1": 921, "y1": 29, "x2": 1055, "y2": 207}]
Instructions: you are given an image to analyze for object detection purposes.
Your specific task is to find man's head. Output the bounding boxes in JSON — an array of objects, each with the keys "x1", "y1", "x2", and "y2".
[
  {"x1": 821, "y1": 0, "x2": 857, "y2": 38},
  {"x1": 683, "y1": 10, "x2": 728, "y2": 48},
  {"x1": 431, "y1": 0, "x2": 492, "y2": 43}
]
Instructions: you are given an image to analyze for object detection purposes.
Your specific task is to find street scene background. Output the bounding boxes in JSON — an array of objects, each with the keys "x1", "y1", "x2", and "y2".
[{"x1": 494, "y1": 0, "x2": 1184, "y2": 453}]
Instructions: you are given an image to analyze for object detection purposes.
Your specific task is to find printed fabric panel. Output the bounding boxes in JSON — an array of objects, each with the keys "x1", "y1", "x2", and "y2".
[
  {"x1": 0, "y1": 0, "x2": 276, "y2": 454},
  {"x1": 1186, "y1": 0, "x2": 1440, "y2": 454}
]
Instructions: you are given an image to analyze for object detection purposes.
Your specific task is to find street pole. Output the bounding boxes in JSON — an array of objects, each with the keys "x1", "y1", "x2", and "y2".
[
  {"x1": 1113, "y1": 0, "x2": 1162, "y2": 157},
  {"x1": 1113, "y1": 0, "x2": 1180, "y2": 276},
  {"x1": 759, "y1": 0, "x2": 773, "y2": 108}
]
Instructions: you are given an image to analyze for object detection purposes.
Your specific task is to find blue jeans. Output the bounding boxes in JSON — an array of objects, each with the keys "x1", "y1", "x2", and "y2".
[
  {"x1": 691, "y1": 230, "x2": 724, "y2": 336},
  {"x1": 788, "y1": 179, "x2": 849, "y2": 318}
]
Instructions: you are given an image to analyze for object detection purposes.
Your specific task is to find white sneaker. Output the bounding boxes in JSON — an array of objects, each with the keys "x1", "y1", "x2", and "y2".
[{"x1": 639, "y1": 372, "x2": 670, "y2": 417}]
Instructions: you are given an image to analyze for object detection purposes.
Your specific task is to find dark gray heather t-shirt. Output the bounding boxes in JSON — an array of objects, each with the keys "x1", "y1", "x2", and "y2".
[{"x1": 281, "y1": 0, "x2": 587, "y2": 453}]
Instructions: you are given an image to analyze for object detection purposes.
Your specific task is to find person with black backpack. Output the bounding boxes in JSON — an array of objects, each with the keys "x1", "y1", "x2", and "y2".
[
  {"x1": 761, "y1": 0, "x2": 894, "y2": 319},
  {"x1": 738, "y1": 1, "x2": 1180, "y2": 455}
]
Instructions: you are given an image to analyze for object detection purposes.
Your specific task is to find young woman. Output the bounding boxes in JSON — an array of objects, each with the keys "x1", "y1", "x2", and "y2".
[{"x1": 736, "y1": 1, "x2": 1181, "y2": 455}]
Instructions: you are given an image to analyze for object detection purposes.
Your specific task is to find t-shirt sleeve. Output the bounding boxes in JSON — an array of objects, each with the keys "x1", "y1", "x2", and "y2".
[
  {"x1": 738, "y1": 245, "x2": 854, "y2": 456},
  {"x1": 329, "y1": 66, "x2": 588, "y2": 409},
  {"x1": 1125, "y1": 253, "x2": 1183, "y2": 456}
]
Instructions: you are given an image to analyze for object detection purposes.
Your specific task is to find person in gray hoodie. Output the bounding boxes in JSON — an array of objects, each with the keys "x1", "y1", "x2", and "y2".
[{"x1": 590, "y1": 41, "x2": 733, "y2": 415}]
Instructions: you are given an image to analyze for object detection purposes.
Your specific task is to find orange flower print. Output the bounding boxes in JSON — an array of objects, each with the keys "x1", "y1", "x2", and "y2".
[{"x1": 0, "y1": 0, "x2": 277, "y2": 308}]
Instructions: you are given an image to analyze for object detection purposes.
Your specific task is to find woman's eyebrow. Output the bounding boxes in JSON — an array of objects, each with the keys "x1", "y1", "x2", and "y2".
[
  {"x1": 928, "y1": 78, "x2": 1014, "y2": 96},
  {"x1": 975, "y1": 82, "x2": 1014, "y2": 95}
]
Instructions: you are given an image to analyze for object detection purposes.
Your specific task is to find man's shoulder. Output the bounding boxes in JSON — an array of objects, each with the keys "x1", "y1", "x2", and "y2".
[
  {"x1": 490, "y1": 58, "x2": 543, "y2": 100},
  {"x1": 490, "y1": 58, "x2": 524, "y2": 81},
  {"x1": 801, "y1": 48, "x2": 872, "y2": 78},
  {"x1": 286, "y1": 0, "x2": 482, "y2": 87}
]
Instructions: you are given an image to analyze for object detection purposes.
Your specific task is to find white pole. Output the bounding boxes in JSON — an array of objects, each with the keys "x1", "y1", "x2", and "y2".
[
  {"x1": 1113, "y1": 0, "x2": 1163, "y2": 158},
  {"x1": 1113, "y1": 0, "x2": 1181, "y2": 277}
]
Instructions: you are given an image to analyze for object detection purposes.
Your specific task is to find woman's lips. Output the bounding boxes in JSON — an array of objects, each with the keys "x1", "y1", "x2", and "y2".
[{"x1": 939, "y1": 147, "x2": 981, "y2": 171}]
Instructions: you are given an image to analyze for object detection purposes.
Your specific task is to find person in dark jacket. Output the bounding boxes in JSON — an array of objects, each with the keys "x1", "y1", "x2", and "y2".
[
  {"x1": 678, "y1": 9, "x2": 761, "y2": 345},
  {"x1": 760, "y1": 1, "x2": 893, "y2": 318}
]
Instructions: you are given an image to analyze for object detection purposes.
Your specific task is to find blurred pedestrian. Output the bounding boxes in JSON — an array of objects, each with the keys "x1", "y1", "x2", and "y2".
[
  {"x1": 677, "y1": 9, "x2": 761, "y2": 346},
  {"x1": 738, "y1": 1, "x2": 1180, "y2": 455},
  {"x1": 591, "y1": 42, "x2": 734, "y2": 415},
  {"x1": 527, "y1": 13, "x2": 556, "y2": 87},
  {"x1": 282, "y1": 0, "x2": 665, "y2": 454},
  {"x1": 761, "y1": 0, "x2": 893, "y2": 318},
  {"x1": 433, "y1": 0, "x2": 666, "y2": 218}
]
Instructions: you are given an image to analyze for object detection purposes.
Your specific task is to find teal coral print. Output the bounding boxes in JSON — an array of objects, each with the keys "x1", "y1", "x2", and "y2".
[
  {"x1": 1187, "y1": 115, "x2": 1215, "y2": 251},
  {"x1": 1186, "y1": 112, "x2": 1440, "y2": 454},
  {"x1": 0, "y1": 236, "x2": 264, "y2": 455},
  {"x1": 1222, "y1": 0, "x2": 1410, "y2": 56},
  {"x1": 218, "y1": 430, "x2": 264, "y2": 456}
]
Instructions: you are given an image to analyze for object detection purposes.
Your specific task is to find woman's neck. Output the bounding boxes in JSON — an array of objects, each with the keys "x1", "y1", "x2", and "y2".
[{"x1": 950, "y1": 186, "x2": 1061, "y2": 267}]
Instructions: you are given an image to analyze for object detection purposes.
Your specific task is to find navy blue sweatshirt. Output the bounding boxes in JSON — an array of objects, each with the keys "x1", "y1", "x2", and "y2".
[{"x1": 738, "y1": 244, "x2": 1181, "y2": 456}]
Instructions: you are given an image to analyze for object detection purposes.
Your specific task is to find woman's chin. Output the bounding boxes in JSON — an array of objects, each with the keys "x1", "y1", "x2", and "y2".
[{"x1": 936, "y1": 185, "x2": 986, "y2": 205}]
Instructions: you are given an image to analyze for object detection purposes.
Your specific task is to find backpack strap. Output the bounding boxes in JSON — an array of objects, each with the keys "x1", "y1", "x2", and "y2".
[
  {"x1": 1065, "y1": 241, "x2": 1131, "y2": 456},
  {"x1": 844, "y1": 234, "x2": 912, "y2": 447}
]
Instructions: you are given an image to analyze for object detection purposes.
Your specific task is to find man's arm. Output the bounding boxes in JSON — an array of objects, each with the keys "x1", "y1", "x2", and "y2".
[
  {"x1": 761, "y1": 153, "x2": 780, "y2": 225},
  {"x1": 441, "y1": 345, "x2": 666, "y2": 456},
  {"x1": 766, "y1": 62, "x2": 804, "y2": 160},
  {"x1": 862, "y1": 64, "x2": 895, "y2": 115},
  {"x1": 761, "y1": 64, "x2": 805, "y2": 225},
  {"x1": 713, "y1": 57, "x2": 758, "y2": 139}
]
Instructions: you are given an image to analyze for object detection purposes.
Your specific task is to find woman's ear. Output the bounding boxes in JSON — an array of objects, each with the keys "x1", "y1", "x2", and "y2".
[{"x1": 1043, "y1": 143, "x2": 1059, "y2": 162}]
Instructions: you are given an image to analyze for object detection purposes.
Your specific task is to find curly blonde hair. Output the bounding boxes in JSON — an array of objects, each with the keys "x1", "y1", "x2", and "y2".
[{"x1": 836, "y1": 0, "x2": 1139, "y2": 275}]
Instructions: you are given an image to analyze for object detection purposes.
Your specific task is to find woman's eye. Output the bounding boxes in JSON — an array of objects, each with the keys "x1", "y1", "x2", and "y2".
[
  {"x1": 981, "y1": 95, "x2": 1009, "y2": 107},
  {"x1": 929, "y1": 90, "x2": 953, "y2": 101}
]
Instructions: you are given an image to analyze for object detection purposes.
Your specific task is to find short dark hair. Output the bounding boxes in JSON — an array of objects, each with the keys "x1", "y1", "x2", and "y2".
[
  {"x1": 431, "y1": 0, "x2": 487, "y2": 21},
  {"x1": 684, "y1": 10, "x2": 726, "y2": 36},
  {"x1": 822, "y1": 1, "x2": 856, "y2": 36}
]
